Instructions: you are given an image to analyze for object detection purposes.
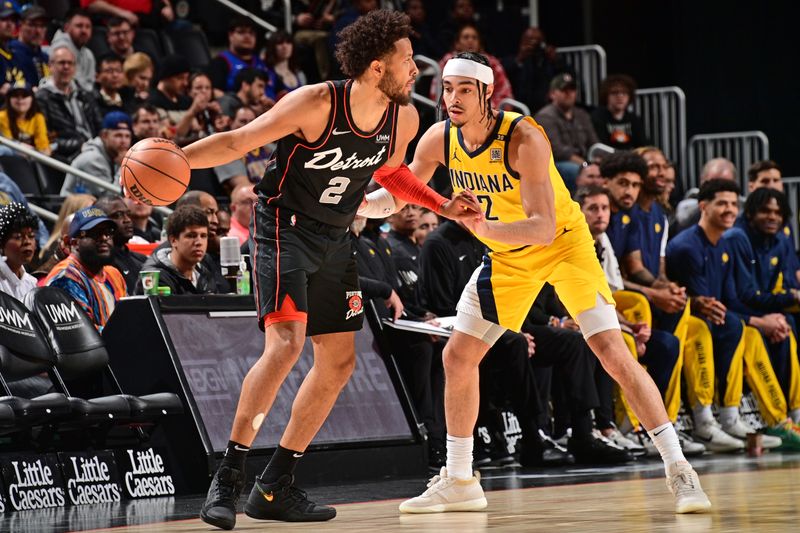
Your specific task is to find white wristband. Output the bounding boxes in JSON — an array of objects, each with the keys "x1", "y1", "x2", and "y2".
[{"x1": 358, "y1": 188, "x2": 396, "y2": 218}]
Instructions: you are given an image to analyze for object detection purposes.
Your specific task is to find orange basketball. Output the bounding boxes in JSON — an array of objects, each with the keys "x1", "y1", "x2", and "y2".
[{"x1": 121, "y1": 138, "x2": 191, "y2": 206}]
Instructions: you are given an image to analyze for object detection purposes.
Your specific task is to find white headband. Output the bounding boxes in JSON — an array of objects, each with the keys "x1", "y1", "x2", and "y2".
[{"x1": 442, "y1": 58, "x2": 494, "y2": 85}]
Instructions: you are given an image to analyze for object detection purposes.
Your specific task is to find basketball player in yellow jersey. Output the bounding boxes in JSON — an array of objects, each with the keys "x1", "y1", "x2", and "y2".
[{"x1": 382, "y1": 52, "x2": 711, "y2": 514}]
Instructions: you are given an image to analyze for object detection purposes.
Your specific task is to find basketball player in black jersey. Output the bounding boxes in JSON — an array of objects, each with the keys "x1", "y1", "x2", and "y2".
[{"x1": 182, "y1": 10, "x2": 480, "y2": 530}]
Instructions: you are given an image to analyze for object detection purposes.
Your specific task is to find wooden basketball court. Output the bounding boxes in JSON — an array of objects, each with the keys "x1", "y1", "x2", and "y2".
[{"x1": 80, "y1": 463, "x2": 800, "y2": 532}]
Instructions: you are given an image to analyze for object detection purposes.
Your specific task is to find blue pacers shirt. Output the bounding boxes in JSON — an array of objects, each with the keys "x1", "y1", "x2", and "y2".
[
  {"x1": 666, "y1": 224, "x2": 750, "y2": 319},
  {"x1": 606, "y1": 206, "x2": 642, "y2": 261},
  {"x1": 634, "y1": 201, "x2": 668, "y2": 276}
]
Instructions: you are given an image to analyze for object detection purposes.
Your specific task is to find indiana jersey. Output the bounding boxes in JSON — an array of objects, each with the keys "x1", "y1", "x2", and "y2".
[
  {"x1": 255, "y1": 79, "x2": 399, "y2": 228},
  {"x1": 445, "y1": 111, "x2": 585, "y2": 253}
]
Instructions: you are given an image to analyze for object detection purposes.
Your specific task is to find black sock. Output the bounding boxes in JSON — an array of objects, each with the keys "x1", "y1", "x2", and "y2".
[
  {"x1": 571, "y1": 411, "x2": 594, "y2": 440},
  {"x1": 260, "y1": 445, "x2": 303, "y2": 484},
  {"x1": 221, "y1": 440, "x2": 249, "y2": 470}
]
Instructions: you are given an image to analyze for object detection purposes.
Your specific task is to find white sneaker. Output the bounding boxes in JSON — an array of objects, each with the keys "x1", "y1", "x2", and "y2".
[
  {"x1": 399, "y1": 467, "x2": 488, "y2": 514},
  {"x1": 667, "y1": 461, "x2": 712, "y2": 514},
  {"x1": 599, "y1": 429, "x2": 646, "y2": 456},
  {"x1": 693, "y1": 420, "x2": 744, "y2": 452},
  {"x1": 676, "y1": 429, "x2": 706, "y2": 456},
  {"x1": 721, "y1": 415, "x2": 782, "y2": 449}
]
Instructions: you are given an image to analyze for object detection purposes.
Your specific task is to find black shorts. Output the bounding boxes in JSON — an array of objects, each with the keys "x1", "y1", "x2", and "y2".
[{"x1": 250, "y1": 199, "x2": 363, "y2": 336}]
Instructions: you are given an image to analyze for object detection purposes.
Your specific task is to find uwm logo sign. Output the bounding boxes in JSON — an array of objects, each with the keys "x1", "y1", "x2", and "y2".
[
  {"x1": 0, "y1": 307, "x2": 35, "y2": 336},
  {"x1": 45, "y1": 302, "x2": 81, "y2": 325}
]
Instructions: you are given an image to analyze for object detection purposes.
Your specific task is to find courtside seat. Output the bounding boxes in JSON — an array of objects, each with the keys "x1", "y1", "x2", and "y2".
[
  {"x1": 0, "y1": 292, "x2": 72, "y2": 427},
  {"x1": 0, "y1": 403, "x2": 14, "y2": 430},
  {"x1": 25, "y1": 287, "x2": 183, "y2": 423}
]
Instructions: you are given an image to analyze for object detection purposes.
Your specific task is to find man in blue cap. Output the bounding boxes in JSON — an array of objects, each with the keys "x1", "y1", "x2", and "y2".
[
  {"x1": 44, "y1": 206, "x2": 127, "y2": 331},
  {"x1": 61, "y1": 110, "x2": 132, "y2": 195}
]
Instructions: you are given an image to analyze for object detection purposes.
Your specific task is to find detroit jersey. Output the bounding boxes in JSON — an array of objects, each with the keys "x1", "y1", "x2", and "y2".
[
  {"x1": 255, "y1": 79, "x2": 399, "y2": 228},
  {"x1": 446, "y1": 111, "x2": 585, "y2": 253}
]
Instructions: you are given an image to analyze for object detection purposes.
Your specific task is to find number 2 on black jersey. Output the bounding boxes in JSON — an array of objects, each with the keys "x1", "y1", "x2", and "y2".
[{"x1": 319, "y1": 176, "x2": 351, "y2": 204}]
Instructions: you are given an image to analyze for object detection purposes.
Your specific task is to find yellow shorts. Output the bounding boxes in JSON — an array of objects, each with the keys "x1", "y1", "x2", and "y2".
[{"x1": 456, "y1": 222, "x2": 616, "y2": 332}]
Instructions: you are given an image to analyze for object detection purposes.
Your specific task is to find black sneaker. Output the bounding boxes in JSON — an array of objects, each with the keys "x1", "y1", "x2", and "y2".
[
  {"x1": 244, "y1": 474, "x2": 336, "y2": 522},
  {"x1": 519, "y1": 434, "x2": 575, "y2": 467},
  {"x1": 428, "y1": 444, "x2": 446, "y2": 473},
  {"x1": 200, "y1": 465, "x2": 246, "y2": 530},
  {"x1": 568, "y1": 435, "x2": 634, "y2": 465}
]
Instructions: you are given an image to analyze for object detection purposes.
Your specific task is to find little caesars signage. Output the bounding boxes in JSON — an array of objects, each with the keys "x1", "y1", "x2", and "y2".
[
  {"x1": 117, "y1": 448, "x2": 176, "y2": 498},
  {"x1": 1, "y1": 455, "x2": 66, "y2": 511},
  {"x1": 58, "y1": 451, "x2": 122, "y2": 505}
]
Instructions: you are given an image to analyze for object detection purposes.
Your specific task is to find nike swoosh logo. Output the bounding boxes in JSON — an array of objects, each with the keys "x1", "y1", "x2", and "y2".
[
  {"x1": 458, "y1": 255, "x2": 467, "y2": 261},
  {"x1": 234, "y1": 445, "x2": 249, "y2": 452},
  {"x1": 693, "y1": 434, "x2": 712, "y2": 443},
  {"x1": 332, "y1": 129, "x2": 350, "y2": 136},
  {"x1": 292, "y1": 453, "x2": 304, "y2": 458},
  {"x1": 653, "y1": 427, "x2": 669, "y2": 437},
  {"x1": 123, "y1": 270, "x2": 130, "y2": 275}
]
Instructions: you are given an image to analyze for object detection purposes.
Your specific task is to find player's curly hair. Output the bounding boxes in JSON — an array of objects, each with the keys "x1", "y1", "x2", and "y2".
[
  {"x1": 599, "y1": 151, "x2": 649, "y2": 181},
  {"x1": 335, "y1": 9, "x2": 413, "y2": 78}
]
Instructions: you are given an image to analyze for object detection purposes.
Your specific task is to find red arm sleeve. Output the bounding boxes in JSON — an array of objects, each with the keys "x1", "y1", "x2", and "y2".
[{"x1": 372, "y1": 163, "x2": 447, "y2": 213}]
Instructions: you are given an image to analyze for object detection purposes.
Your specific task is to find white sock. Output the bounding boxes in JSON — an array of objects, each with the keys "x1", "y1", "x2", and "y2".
[
  {"x1": 445, "y1": 434, "x2": 473, "y2": 480},
  {"x1": 647, "y1": 422, "x2": 686, "y2": 475},
  {"x1": 718, "y1": 406, "x2": 738, "y2": 428},
  {"x1": 693, "y1": 404, "x2": 714, "y2": 425}
]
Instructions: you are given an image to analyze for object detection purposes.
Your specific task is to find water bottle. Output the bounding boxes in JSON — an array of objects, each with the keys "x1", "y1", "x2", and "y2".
[
  {"x1": 237, "y1": 255, "x2": 251, "y2": 295},
  {"x1": 220, "y1": 236, "x2": 241, "y2": 293}
]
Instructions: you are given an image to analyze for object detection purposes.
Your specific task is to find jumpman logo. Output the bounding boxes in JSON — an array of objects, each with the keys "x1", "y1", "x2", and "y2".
[{"x1": 452, "y1": 149, "x2": 461, "y2": 163}]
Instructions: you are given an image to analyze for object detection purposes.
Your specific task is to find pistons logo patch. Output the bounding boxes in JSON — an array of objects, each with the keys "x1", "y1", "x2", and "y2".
[{"x1": 345, "y1": 291, "x2": 364, "y2": 320}]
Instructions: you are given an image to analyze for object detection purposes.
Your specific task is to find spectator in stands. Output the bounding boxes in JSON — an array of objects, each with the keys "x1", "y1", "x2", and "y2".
[
  {"x1": 387, "y1": 203, "x2": 428, "y2": 316},
  {"x1": 0, "y1": 169, "x2": 49, "y2": 250},
  {"x1": 137, "y1": 205, "x2": 218, "y2": 295},
  {"x1": 660, "y1": 160, "x2": 677, "y2": 215},
  {"x1": 534, "y1": 73, "x2": 598, "y2": 192},
  {"x1": 38, "y1": 194, "x2": 96, "y2": 272},
  {"x1": 0, "y1": 83, "x2": 50, "y2": 155},
  {"x1": 94, "y1": 53, "x2": 136, "y2": 116},
  {"x1": 216, "y1": 208, "x2": 230, "y2": 239},
  {"x1": 171, "y1": 191, "x2": 228, "y2": 291},
  {"x1": 9, "y1": 5, "x2": 49, "y2": 88},
  {"x1": 82, "y1": 0, "x2": 175, "y2": 30},
  {"x1": 0, "y1": 202, "x2": 38, "y2": 298},
  {"x1": 174, "y1": 72, "x2": 226, "y2": 145},
  {"x1": 413, "y1": 208, "x2": 439, "y2": 248},
  {"x1": 574, "y1": 162, "x2": 603, "y2": 189},
  {"x1": 666, "y1": 179, "x2": 795, "y2": 448},
  {"x1": 51, "y1": 9, "x2": 96, "y2": 92},
  {"x1": 231, "y1": 106, "x2": 271, "y2": 182},
  {"x1": 147, "y1": 54, "x2": 191, "y2": 138},
  {"x1": 439, "y1": 0, "x2": 480, "y2": 56},
  {"x1": 44, "y1": 206, "x2": 127, "y2": 331},
  {"x1": 228, "y1": 184, "x2": 257, "y2": 246},
  {"x1": 210, "y1": 106, "x2": 254, "y2": 193},
  {"x1": 131, "y1": 103, "x2": 162, "y2": 142},
  {"x1": 591, "y1": 75, "x2": 649, "y2": 150},
  {"x1": 433, "y1": 23, "x2": 513, "y2": 107},
  {"x1": 62, "y1": 110, "x2": 132, "y2": 196},
  {"x1": 748, "y1": 159, "x2": 783, "y2": 192},
  {"x1": 123, "y1": 52, "x2": 154, "y2": 105},
  {"x1": 95, "y1": 193, "x2": 146, "y2": 293},
  {"x1": 403, "y1": 0, "x2": 444, "y2": 59},
  {"x1": 503, "y1": 27, "x2": 565, "y2": 114},
  {"x1": 125, "y1": 196, "x2": 161, "y2": 243},
  {"x1": 674, "y1": 157, "x2": 738, "y2": 235},
  {"x1": 37, "y1": 46, "x2": 103, "y2": 162},
  {"x1": 210, "y1": 16, "x2": 282, "y2": 101},
  {"x1": 0, "y1": 6, "x2": 20, "y2": 98},
  {"x1": 264, "y1": 30, "x2": 307, "y2": 93},
  {"x1": 291, "y1": 0, "x2": 337, "y2": 81},
  {"x1": 631, "y1": 146, "x2": 671, "y2": 283},
  {"x1": 105, "y1": 17, "x2": 136, "y2": 60},
  {"x1": 217, "y1": 68, "x2": 271, "y2": 119}
]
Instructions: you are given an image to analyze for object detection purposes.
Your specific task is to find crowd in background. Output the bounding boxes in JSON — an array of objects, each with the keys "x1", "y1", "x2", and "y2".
[{"x1": 1, "y1": 0, "x2": 799, "y2": 470}]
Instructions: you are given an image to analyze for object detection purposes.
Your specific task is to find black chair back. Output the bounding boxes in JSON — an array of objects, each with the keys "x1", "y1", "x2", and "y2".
[
  {"x1": 0, "y1": 344, "x2": 52, "y2": 383},
  {"x1": 24, "y1": 287, "x2": 109, "y2": 382},
  {"x1": 164, "y1": 29, "x2": 212, "y2": 70},
  {"x1": 0, "y1": 291, "x2": 54, "y2": 366}
]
